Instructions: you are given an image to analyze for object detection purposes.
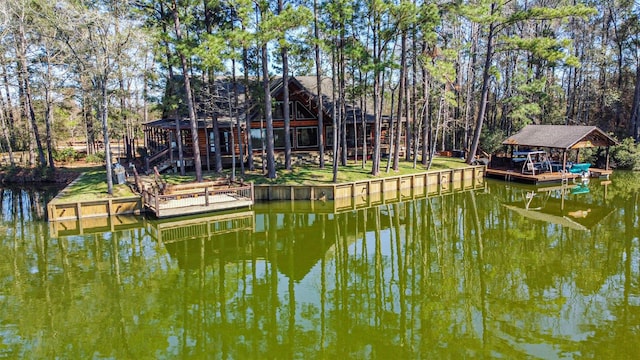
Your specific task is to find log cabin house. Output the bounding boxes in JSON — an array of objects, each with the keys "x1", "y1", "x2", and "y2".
[{"x1": 142, "y1": 75, "x2": 395, "y2": 172}]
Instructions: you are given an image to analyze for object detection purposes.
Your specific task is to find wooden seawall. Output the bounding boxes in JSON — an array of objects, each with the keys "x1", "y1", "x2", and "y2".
[
  {"x1": 254, "y1": 166, "x2": 485, "y2": 204},
  {"x1": 47, "y1": 196, "x2": 143, "y2": 222},
  {"x1": 48, "y1": 165, "x2": 485, "y2": 222}
]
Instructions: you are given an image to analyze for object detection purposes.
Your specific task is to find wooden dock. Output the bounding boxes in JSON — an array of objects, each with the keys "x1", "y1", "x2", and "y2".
[
  {"x1": 141, "y1": 181, "x2": 254, "y2": 218},
  {"x1": 486, "y1": 167, "x2": 612, "y2": 184},
  {"x1": 589, "y1": 168, "x2": 613, "y2": 179}
]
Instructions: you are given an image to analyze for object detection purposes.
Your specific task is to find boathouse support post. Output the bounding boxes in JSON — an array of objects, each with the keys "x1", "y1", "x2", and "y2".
[
  {"x1": 205, "y1": 188, "x2": 210, "y2": 206},
  {"x1": 605, "y1": 147, "x2": 610, "y2": 170}
]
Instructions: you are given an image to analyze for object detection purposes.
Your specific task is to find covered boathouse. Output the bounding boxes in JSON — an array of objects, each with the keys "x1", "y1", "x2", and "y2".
[{"x1": 486, "y1": 125, "x2": 618, "y2": 184}]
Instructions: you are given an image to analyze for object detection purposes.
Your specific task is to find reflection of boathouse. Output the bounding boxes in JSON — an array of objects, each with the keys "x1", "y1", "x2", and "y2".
[{"x1": 500, "y1": 182, "x2": 614, "y2": 231}]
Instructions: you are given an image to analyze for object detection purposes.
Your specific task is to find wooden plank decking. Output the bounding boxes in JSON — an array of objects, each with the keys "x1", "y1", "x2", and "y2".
[
  {"x1": 486, "y1": 168, "x2": 579, "y2": 184},
  {"x1": 146, "y1": 193, "x2": 253, "y2": 218},
  {"x1": 141, "y1": 182, "x2": 254, "y2": 218},
  {"x1": 486, "y1": 167, "x2": 612, "y2": 184}
]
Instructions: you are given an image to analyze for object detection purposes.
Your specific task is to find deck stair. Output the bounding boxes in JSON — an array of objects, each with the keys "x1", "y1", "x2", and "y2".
[
  {"x1": 155, "y1": 159, "x2": 174, "y2": 173},
  {"x1": 145, "y1": 147, "x2": 171, "y2": 173}
]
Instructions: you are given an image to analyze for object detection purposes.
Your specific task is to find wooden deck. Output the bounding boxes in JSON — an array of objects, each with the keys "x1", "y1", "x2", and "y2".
[
  {"x1": 141, "y1": 181, "x2": 254, "y2": 218},
  {"x1": 486, "y1": 168, "x2": 580, "y2": 184},
  {"x1": 486, "y1": 167, "x2": 612, "y2": 184},
  {"x1": 589, "y1": 168, "x2": 613, "y2": 179}
]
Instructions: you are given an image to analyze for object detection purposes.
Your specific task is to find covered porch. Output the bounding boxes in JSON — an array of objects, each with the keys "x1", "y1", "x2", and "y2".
[{"x1": 142, "y1": 117, "x2": 245, "y2": 173}]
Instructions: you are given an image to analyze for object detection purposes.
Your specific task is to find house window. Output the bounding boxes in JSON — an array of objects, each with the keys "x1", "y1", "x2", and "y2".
[
  {"x1": 209, "y1": 130, "x2": 230, "y2": 154},
  {"x1": 250, "y1": 129, "x2": 264, "y2": 150},
  {"x1": 273, "y1": 102, "x2": 293, "y2": 120},
  {"x1": 209, "y1": 130, "x2": 216, "y2": 152},
  {"x1": 273, "y1": 128, "x2": 287, "y2": 149},
  {"x1": 296, "y1": 127, "x2": 318, "y2": 148},
  {"x1": 295, "y1": 101, "x2": 316, "y2": 119},
  {"x1": 326, "y1": 126, "x2": 333, "y2": 147},
  {"x1": 249, "y1": 128, "x2": 291, "y2": 149}
]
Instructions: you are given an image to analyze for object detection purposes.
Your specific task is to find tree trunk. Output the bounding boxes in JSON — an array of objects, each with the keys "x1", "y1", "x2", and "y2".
[
  {"x1": 262, "y1": 43, "x2": 277, "y2": 179},
  {"x1": 394, "y1": 31, "x2": 407, "y2": 171},
  {"x1": 15, "y1": 22, "x2": 46, "y2": 167},
  {"x1": 331, "y1": 46, "x2": 339, "y2": 182},
  {"x1": 370, "y1": 10, "x2": 381, "y2": 176},
  {"x1": 466, "y1": 5, "x2": 496, "y2": 165},
  {"x1": 279, "y1": 0, "x2": 292, "y2": 170},
  {"x1": 232, "y1": 63, "x2": 245, "y2": 176},
  {"x1": 242, "y1": 29, "x2": 254, "y2": 171},
  {"x1": 314, "y1": 0, "x2": 325, "y2": 168},
  {"x1": 0, "y1": 98, "x2": 14, "y2": 166},
  {"x1": 629, "y1": 64, "x2": 640, "y2": 141},
  {"x1": 100, "y1": 76, "x2": 114, "y2": 195},
  {"x1": 171, "y1": 0, "x2": 202, "y2": 181},
  {"x1": 339, "y1": 33, "x2": 347, "y2": 167}
]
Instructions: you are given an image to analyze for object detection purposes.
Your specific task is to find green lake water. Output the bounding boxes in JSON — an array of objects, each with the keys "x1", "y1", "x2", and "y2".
[{"x1": 1, "y1": 172, "x2": 639, "y2": 359}]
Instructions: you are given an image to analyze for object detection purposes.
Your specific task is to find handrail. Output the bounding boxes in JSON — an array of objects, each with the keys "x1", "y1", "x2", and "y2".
[
  {"x1": 148, "y1": 147, "x2": 170, "y2": 163},
  {"x1": 142, "y1": 182, "x2": 254, "y2": 217},
  {"x1": 145, "y1": 147, "x2": 171, "y2": 171}
]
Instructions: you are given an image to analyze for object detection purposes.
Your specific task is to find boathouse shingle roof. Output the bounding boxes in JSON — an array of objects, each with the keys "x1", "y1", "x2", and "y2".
[{"x1": 502, "y1": 125, "x2": 618, "y2": 149}]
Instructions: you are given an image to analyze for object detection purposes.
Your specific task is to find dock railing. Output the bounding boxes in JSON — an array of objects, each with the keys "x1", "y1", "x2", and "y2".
[{"x1": 142, "y1": 180, "x2": 254, "y2": 218}]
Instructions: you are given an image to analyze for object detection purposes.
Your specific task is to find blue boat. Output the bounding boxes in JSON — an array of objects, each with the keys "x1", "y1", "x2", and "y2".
[{"x1": 568, "y1": 163, "x2": 591, "y2": 175}]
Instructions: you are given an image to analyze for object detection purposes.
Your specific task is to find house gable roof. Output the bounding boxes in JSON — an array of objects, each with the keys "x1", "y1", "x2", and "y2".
[
  {"x1": 502, "y1": 125, "x2": 618, "y2": 149},
  {"x1": 151, "y1": 74, "x2": 383, "y2": 128}
]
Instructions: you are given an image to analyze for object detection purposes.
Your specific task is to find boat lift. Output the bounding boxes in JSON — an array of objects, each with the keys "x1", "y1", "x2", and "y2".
[{"x1": 512, "y1": 150, "x2": 551, "y2": 175}]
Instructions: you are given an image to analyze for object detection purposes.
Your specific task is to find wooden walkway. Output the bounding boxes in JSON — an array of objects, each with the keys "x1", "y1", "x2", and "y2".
[
  {"x1": 486, "y1": 167, "x2": 612, "y2": 184},
  {"x1": 486, "y1": 168, "x2": 579, "y2": 184}
]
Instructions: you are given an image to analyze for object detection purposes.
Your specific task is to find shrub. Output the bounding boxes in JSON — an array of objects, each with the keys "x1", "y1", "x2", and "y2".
[
  {"x1": 611, "y1": 137, "x2": 640, "y2": 170},
  {"x1": 480, "y1": 128, "x2": 505, "y2": 155},
  {"x1": 53, "y1": 147, "x2": 79, "y2": 163},
  {"x1": 136, "y1": 147, "x2": 148, "y2": 158},
  {"x1": 85, "y1": 151, "x2": 106, "y2": 164}
]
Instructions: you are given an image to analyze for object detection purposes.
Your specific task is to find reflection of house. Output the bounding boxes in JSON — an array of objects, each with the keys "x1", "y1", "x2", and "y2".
[
  {"x1": 143, "y1": 76, "x2": 393, "y2": 171},
  {"x1": 153, "y1": 205, "x2": 401, "y2": 281}
]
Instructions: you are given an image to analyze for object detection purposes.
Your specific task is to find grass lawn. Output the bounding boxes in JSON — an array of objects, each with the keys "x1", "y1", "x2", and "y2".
[
  {"x1": 53, "y1": 169, "x2": 138, "y2": 202},
  {"x1": 53, "y1": 157, "x2": 472, "y2": 201},
  {"x1": 157, "y1": 157, "x2": 470, "y2": 184},
  {"x1": 242, "y1": 157, "x2": 469, "y2": 184}
]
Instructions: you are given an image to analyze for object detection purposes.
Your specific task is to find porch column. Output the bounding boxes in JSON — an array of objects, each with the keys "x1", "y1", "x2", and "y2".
[
  {"x1": 205, "y1": 121, "x2": 211, "y2": 172},
  {"x1": 176, "y1": 119, "x2": 185, "y2": 175}
]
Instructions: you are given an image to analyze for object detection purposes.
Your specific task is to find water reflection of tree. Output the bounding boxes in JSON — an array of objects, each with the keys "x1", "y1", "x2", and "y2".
[{"x1": 2, "y1": 179, "x2": 640, "y2": 358}]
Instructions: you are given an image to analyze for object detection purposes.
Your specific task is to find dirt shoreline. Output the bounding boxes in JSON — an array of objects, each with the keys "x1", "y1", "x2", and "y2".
[{"x1": 0, "y1": 167, "x2": 81, "y2": 185}]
